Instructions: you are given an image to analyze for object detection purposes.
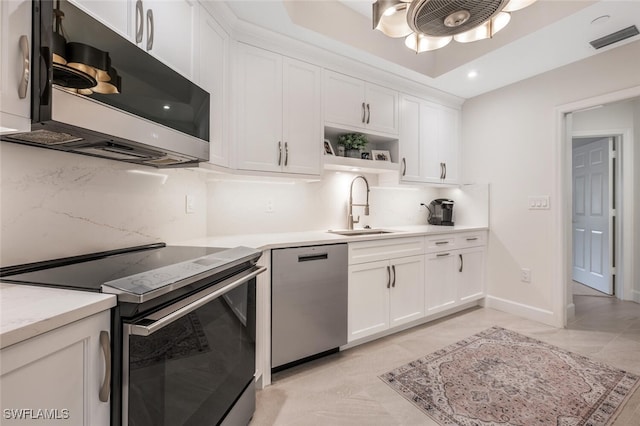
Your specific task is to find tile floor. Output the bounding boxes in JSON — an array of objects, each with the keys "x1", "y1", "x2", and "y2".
[{"x1": 251, "y1": 295, "x2": 640, "y2": 425}]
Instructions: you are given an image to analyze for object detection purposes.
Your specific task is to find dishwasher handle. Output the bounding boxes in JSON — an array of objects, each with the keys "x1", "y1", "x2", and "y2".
[{"x1": 298, "y1": 253, "x2": 328, "y2": 262}]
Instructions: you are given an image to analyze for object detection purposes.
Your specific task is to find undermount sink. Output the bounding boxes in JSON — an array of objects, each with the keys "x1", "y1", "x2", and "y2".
[{"x1": 327, "y1": 229, "x2": 396, "y2": 236}]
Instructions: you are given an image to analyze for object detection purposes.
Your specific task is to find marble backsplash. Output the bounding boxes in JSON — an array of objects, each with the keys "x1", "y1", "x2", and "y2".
[{"x1": 0, "y1": 143, "x2": 208, "y2": 267}]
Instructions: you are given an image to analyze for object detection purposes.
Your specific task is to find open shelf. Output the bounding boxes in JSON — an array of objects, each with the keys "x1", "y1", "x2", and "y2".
[{"x1": 323, "y1": 155, "x2": 399, "y2": 174}]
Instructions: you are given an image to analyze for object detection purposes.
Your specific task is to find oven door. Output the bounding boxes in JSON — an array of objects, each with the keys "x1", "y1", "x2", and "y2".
[{"x1": 122, "y1": 265, "x2": 265, "y2": 426}]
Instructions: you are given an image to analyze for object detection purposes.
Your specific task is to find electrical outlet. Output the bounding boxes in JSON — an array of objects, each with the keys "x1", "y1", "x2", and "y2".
[
  {"x1": 185, "y1": 195, "x2": 195, "y2": 214},
  {"x1": 521, "y1": 268, "x2": 531, "y2": 283},
  {"x1": 265, "y1": 199, "x2": 274, "y2": 213}
]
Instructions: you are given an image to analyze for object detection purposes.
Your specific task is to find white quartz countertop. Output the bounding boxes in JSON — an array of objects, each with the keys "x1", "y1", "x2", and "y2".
[
  {"x1": 177, "y1": 225, "x2": 488, "y2": 250},
  {"x1": 0, "y1": 283, "x2": 116, "y2": 349}
]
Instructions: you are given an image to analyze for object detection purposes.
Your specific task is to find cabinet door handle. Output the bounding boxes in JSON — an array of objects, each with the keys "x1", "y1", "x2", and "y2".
[
  {"x1": 435, "y1": 241, "x2": 449, "y2": 246},
  {"x1": 459, "y1": 254, "x2": 463, "y2": 272},
  {"x1": 284, "y1": 142, "x2": 289, "y2": 167},
  {"x1": 391, "y1": 264, "x2": 396, "y2": 287},
  {"x1": 99, "y1": 331, "x2": 111, "y2": 402},
  {"x1": 386, "y1": 265, "x2": 391, "y2": 288},
  {"x1": 135, "y1": 0, "x2": 144, "y2": 44},
  {"x1": 437, "y1": 252, "x2": 450, "y2": 257},
  {"x1": 466, "y1": 237, "x2": 478, "y2": 241},
  {"x1": 366, "y1": 103, "x2": 370, "y2": 124},
  {"x1": 439, "y1": 162, "x2": 444, "y2": 179},
  {"x1": 443, "y1": 162, "x2": 447, "y2": 180},
  {"x1": 401, "y1": 158, "x2": 406, "y2": 176},
  {"x1": 146, "y1": 9, "x2": 154, "y2": 51},
  {"x1": 361, "y1": 102, "x2": 366, "y2": 123},
  {"x1": 18, "y1": 35, "x2": 29, "y2": 99},
  {"x1": 278, "y1": 141, "x2": 282, "y2": 166}
]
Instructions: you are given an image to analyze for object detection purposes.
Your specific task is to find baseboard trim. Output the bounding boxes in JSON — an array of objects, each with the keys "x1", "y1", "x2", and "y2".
[
  {"x1": 484, "y1": 295, "x2": 556, "y2": 326},
  {"x1": 566, "y1": 303, "x2": 576, "y2": 322}
]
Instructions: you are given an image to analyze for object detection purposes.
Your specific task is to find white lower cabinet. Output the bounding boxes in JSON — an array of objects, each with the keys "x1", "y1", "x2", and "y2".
[
  {"x1": 0, "y1": 311, "x2": 111, "y2": 426},
  {"x1": 425, "y1": 234, "x2": 486, "y2": 315},
  {"x1": 349, "y1": 255, "x2": 424, "y2": 342}
]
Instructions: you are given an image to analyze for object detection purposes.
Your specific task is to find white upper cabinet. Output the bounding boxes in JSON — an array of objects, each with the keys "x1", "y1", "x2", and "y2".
[
  {"x1": 324, "y1": 70, "x2": 398, "y2": 136},
  {"x1": 197, "y1": 8, "x2": 229, "y2": 167},
  {"x1": 70, "y1": 0, "x2": 197, "y2": 79},
  {"x1": 137, "y1": 0, "x2": 197, "y2": 79},
  {"x1": 70, "y1": 0, "x2": 131, "y2": 38},
  {"x1": 399, "y1": 94, "x2": 461, "y2": 184},
  {"x1": 236, "y1": 43, "x2": 321, "y2": 176},
  {"x1": 0, "y1": 0, "x2": 32, "y2": 134}
]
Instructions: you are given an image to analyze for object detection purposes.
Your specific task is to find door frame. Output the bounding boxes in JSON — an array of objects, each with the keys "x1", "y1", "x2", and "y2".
[
  {"x1": 554, "y1": 85, "x2": 640, "y2": 328},
  {"x1": 570, "y1": 134, "x2": 617, "y2": 296}
]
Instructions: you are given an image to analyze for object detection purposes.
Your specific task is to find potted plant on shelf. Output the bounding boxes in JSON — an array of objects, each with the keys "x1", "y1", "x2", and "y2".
[{"x1": 338, "y1": 133, "x2": 368, "y2": 158}]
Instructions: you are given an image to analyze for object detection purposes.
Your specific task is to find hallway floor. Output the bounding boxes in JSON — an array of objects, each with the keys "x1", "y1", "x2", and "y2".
[{"x1": 251, "y1": 296, "x2": 640, "y2": 425}]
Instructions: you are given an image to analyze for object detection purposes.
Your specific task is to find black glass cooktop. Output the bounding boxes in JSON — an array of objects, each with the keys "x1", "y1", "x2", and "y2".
[{"x1": 1, "y1": 245, "x2": 226, "y2": 292}]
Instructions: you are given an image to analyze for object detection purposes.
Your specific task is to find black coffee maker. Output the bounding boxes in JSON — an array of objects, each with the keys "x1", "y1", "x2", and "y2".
[{"x1": 423, "y1": 199, "x2": 455, "y2": 226}]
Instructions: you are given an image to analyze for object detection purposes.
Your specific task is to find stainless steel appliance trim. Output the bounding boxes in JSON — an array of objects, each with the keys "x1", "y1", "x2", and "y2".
[
  {"x1": 51, "y1": 88, "x2": 209, "y2": 161},
  {"x1": 18, "y1": 35, "x2": 29, "y2": 99},
  {"x1": 122, "y1": 324, "x2": 131, "y2": 426},
  {"x1": 128, "y1": 266, "x2": 265, "y2": 336},
  {"x1": 99, "y1": 330, "x2": 111, "y2": 402},
  {"x1": 102, "y1": 250, "x2": 261, "y2": 302}
]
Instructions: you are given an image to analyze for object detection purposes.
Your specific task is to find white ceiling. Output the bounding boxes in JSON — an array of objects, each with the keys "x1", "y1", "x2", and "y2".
[{"x1": 223, "y1": 1, "x2": 640, "y2": 99}]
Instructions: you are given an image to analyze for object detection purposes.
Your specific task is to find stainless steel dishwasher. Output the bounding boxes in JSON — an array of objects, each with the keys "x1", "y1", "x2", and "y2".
[{"x1": 271, "y1": 243, "x2": 348, "y2": 371}]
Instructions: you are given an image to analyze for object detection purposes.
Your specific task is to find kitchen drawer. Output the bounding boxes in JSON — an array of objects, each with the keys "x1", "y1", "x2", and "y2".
[
  {"x1": 348, "y1": 237, "x2": 424, "y2": 265},
  {"x1": 424, "y1": 234, "x2": 456, "y2": 253},
  {"x1": 455, "y1": 231, "x2": 487, "y2": 248}
]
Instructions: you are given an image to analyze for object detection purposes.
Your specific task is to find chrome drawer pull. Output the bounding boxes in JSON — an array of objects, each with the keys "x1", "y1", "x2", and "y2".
[
  {"x1": 99, "y1": 331, "x2": 111, "y2": 402},
  {"x1": 437, "y1": 253, "x2": 450, "y2": 257},
  {"x1": 466, "y1": 237, "x2": 478, "y2": 241},
  {"x1": 18, "y1": 35, "x2": 29, "y2": 99},
  {"x1": 435, "y1": 241, "x2": 449, "y2": 245},
  {"x1": 391, "y1": 264, "x2": 396, "y2": 287}
]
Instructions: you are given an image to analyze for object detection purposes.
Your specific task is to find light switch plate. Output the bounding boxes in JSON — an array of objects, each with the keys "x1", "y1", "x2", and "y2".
[
  {"x1": 528, "y1": 196, "x2": 550, "y2": 210},
  {"x1": 185, "y1": 195, "x2": 195, "y2": 214}
]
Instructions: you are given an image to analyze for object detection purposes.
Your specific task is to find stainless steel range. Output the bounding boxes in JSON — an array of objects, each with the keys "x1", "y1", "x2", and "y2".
[{"x1": 0, "y1": 243, "x2": 265, "y2": 426}]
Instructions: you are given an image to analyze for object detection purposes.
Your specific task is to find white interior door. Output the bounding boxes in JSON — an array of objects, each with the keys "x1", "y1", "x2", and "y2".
[{"x1": 572, "y1": 137, "x2": 612, "y2": 294}]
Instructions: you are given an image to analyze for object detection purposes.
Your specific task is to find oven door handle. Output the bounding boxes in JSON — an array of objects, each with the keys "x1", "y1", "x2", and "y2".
[{"x1": 129, "y1": 265, "x2": 266, "y2": 336}]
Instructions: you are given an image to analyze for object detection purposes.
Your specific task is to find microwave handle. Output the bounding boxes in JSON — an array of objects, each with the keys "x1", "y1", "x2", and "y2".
[{"x1": 129, "y1": 265, "x2": 266, "y2": 336}]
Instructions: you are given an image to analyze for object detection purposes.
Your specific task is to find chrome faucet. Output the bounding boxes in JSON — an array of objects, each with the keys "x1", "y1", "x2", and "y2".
[{"x1": 348, "y1": 175, "x2": 370, "y2": 230}]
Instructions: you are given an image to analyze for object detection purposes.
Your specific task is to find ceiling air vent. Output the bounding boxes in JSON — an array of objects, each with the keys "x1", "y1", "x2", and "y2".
[{"x1": 589, "y1": 25, "x2": 639, "y2": 50}]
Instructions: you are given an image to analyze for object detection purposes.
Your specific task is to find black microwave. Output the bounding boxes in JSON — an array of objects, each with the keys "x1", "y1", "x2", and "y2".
[{"x1": 2, "y1": 0, "x2": 210, "y2": 167}]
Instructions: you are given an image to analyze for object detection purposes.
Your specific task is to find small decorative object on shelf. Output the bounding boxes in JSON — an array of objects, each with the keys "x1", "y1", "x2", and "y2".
[
  {"x1": 323, "y1": 139, "x2": 335, "y2": 155},
  {"x1": 371, "y1": 149, "x2": 391, "y2": 162},
  {"x1": 361, "y1": 152, "x2": 370, "y2": 160},
  {"x1": 338, "y1": 133, "x2": 368, "y2": 158}
]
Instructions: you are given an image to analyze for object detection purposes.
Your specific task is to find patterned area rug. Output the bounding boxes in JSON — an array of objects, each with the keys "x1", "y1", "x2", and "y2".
[{"x1": 380, "y1": 327, "x2": 640, "y2": 425}]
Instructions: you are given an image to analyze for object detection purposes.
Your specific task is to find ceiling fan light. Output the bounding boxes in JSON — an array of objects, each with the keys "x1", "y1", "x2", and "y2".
[
  {"x1": 405, "y1": 33, "x2": 452, "y2": 52},
  {"x1": 373, "y1": 0, "x2": 413, "y2": 38},
  {"x1": 453, "y1": 12, "x2": 511, "y2": 43},
  {"x1": 502, "y1": 0, "x2": 538, "y2": 13}
]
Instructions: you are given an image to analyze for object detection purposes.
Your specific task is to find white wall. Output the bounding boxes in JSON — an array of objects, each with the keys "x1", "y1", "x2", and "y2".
[
  {"x1": 462, "y1": 40, "x2": 640, "y2": 324},
  {"x1": 635, "y1": 101, "x2": 640, "y2": 302},
  {"x1": 205, "y1": 171, "x2": 450, "y2": 235},
  {"x1": 0, "y1": 143, "x2": 208, "y2": 266}
]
